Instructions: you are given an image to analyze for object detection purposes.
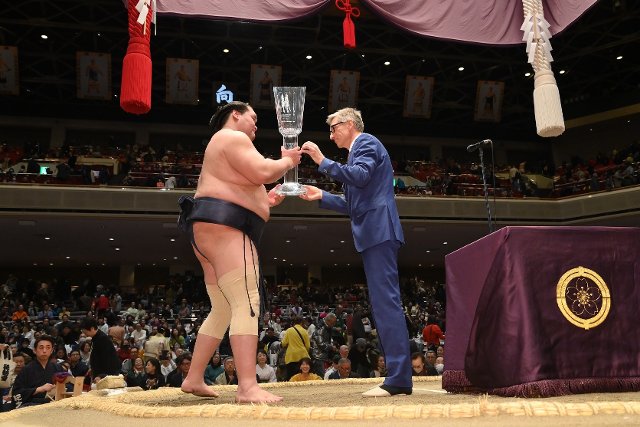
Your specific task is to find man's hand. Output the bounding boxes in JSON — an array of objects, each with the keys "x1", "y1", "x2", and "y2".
[
  {"x1": 281, "y1": 146, "x2": 302, "y2": 168},
  {"x1": 301, "y1": 141, "x2": 325, "y2": 165},
  {"x1": 268, "y1": 184, "x2": 286, "y2": 207},
  {"x1": 37, "y1": 383, "x2": 55, "y2": 394},
  {"x1": 298, "y1": 185, "x2": 322, "y2": 201}
]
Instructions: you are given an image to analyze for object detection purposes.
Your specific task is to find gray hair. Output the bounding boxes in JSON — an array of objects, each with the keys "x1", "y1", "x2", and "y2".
[{"x1": 327, "y1": 108, "x2": 364, "y2": 132}]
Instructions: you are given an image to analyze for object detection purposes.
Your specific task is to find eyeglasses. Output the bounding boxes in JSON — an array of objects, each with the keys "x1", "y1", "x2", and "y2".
[{"x1": 329, "y1": 121, "x2": 347, "y2": 134}]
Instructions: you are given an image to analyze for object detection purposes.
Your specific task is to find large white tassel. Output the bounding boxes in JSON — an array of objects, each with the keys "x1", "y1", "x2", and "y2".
[{"x1": 522, "y1": 0, "x2": 565, "y2": 137}]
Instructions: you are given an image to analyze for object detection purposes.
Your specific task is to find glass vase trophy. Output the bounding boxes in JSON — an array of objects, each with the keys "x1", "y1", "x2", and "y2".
[{"x1": 273, "y1": 86, "x2": 306, "y2": 196}]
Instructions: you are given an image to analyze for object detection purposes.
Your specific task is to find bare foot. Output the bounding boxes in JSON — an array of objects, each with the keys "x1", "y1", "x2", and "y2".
[
  {"x1": 235, "y1": 385, "x2": 283, "y2": 404},
  {"x1": 181, "y1": 379, "x2": 219, "y2": 398}
]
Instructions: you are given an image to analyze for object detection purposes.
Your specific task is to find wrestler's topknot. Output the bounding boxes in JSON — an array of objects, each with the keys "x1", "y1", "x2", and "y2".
[{"x1": 209, "y1": 101, "x2": 251, "y2": 133}]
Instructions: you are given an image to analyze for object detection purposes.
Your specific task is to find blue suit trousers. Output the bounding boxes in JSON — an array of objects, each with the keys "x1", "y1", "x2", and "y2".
[{"x1": 361, "y1": 240, "x2": 412, "y2": 388}]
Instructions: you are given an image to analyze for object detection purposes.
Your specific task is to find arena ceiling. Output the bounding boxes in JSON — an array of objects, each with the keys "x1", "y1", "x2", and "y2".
[{"x1": 0, "y1": 0, "x2": 638, "y2": 141}]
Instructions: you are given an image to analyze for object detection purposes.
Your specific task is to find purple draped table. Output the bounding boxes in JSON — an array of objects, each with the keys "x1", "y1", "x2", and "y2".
[{"x1": 443, "y1": 226, "x2": 640, "y2": 397}]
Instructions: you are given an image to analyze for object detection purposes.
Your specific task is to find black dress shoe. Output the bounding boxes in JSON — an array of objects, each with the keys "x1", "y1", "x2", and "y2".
[
  {"x1": 363, "y1": 384, "x2": 413, "y2": 397},
  {"x1": 380, "y1": 384, "x2": 413, "y2": 395}
]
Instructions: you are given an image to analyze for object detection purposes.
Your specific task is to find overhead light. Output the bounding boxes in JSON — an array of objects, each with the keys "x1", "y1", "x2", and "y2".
[
  {"x1": 430, "y1": 264, "x2": 435, "y2": 267},
  {"x1": 329, "y1": 249, "x2": 335, "y2": 253},
  {"x1": 163, "y1": 258, "x2": 167, "y2": 261},
  {"x1": 65, "y1": 256, "x2": 70, "y2": 259},
  {"x1": 115, "y1": 247, "x2": 120, "y2": 251},
  {"x1": 49, "y1": 262, "x2": 54, "y2": 266},
  {"x1": 340, "y1": 240, "x2": 345, "y2": 243},
  {"x1": 109, "y1": 237, "x2": 115, "y2": 241},
  {"x1": 86, "y1": 263, "x2": 91, "y2": 266},
  {"x1": 384, "y1": 61, "x2": 390, "y2": 66},
  {"x1": 418, "y1": 264, "x2": 422, "y2": 267},
  {"x1": 443, "y1": 241, "x2": 448, "y2": 245},
  {"x1": 361, "y1": 54, "x2": 365, "y2": 58},
  {"x1": 458, "y1": 66, "x2": 464, "y2": 71},
  {"x1": 285, "y1": 240, "x2": 291, "y2": 243},
  {"x1": 102, "y1": 263, "x2": 106, "y2": 266},
  {"x1": 41, "y1": 34, "x2": 48, "y2": 40},
  {"x1": 282, "y1": 259, "x2": 286, "y2": 262},
  {"x1": 616, "y1": 55, "x2": 623, "y2": 60},
  {"x1": 524, "y1": 72, "x2": 531, "y2": 77},
  {"x1": 44, "y1": 236, "x2": 51, "y2": 240},
  {"x1": 305, "y1": 55, "x2": 312, "y2": 60},
  {"x1": 170, "y1": 238, "x2": 176, "y2": 242},
  {"x1": 33, "y1": 262, "x2": 38, "y2": 266},
  {"x1": 426, "y1": 250, "x2": 431, "y2": 253},
  {"x1": 173, "y1": 256, "x2": 178, "y2": 260},
  {"x1": 223, "y1": 48, "x2": 229, "y2": 53},
  {"x1": 559, "y1": 70, "x2": 566, "y2": 74}
]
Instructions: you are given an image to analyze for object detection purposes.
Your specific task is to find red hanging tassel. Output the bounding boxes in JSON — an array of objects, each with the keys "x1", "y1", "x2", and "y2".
[
  {"x1": 336, "y1": 0, "x2": 360, "y2": 48},
  {"x1": 120, "y1": 0, "x2": 153, "y2": 114}
]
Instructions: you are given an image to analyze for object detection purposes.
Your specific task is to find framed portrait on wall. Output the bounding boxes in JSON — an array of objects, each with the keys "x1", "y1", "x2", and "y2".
[
  {"x1": 328, "y1": 70, "x2": 359, "y2": 112},
  {"x1": 0, "y1": 46, "x2": 19, "y2": 95},
  {"x1": 166, "y1": 58, "x2": 199, "y2": 105},
  {"x1": 474, "y1": 80, "x2": 505, "y2": 122},
  {"x1": 403, "y1": 75, "x2": 434, "y2": 118},
  {"x1": 250, "y1": 64, "x2": 282, "y2": 109},
  {"x1": 76, "y1": 51, "x2": 111, "y2": 100}
]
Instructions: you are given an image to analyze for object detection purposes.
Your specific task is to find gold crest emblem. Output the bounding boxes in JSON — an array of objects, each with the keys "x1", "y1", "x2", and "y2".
[{"x1": 556, "y1": 266, "x2": 610, "y2": 330}]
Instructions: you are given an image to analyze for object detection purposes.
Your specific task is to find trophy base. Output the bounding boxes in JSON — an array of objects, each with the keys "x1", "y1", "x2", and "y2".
[{"x1": 276, "y1": 183, "x2": 306, "y2": 196}]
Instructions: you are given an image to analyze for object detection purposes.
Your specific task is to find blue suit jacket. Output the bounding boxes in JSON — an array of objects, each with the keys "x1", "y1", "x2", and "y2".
[{"x1": 318, "y1": 133, "x2": 404, "y2": 253}]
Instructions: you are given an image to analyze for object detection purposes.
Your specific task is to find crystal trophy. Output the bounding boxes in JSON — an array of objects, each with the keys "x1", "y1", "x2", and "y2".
[{"x1": 273, "y1": 86, "x2": 306, "y2": 196}]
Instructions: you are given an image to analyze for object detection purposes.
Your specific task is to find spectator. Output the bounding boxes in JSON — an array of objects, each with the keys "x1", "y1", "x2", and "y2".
[
  {"x1": 204, "y1": 352, "x2": 223, "y2": 386},
  {"x1": 281, "y1": 317, "x2": 311, "y2": 381},
  {"x1": 328, "y1": 358, "x2": 359, "y2": 380},
  {"x1": 255, "y1": 350, "x2": 277, "y2": 383},
  {"x1": 159, "y1": 351, "x2": 176, "y2": 381},
  {"x1": 125, "y1": 357, "x2": 146, "y2": 388},
  {"x1": 143, "y1": 358, "x2": 165, "y2": 390},
  {"x1": 11, "y1": 335, "x2": 64, "y2": 409},
  {"x1": 289, "y1": 357, "x2": 322, "y2": 382},
  {"x1": 215, "y1": 357, "x2": 238, "y2": 385},
  {"x1": 166, "y1": 354, "x2": 192, "y2": 387},
  {"x1": 411, "y1": 352, "x2": 437, "y2": 376},
  {"x1": 370, "y1": 354, "x2": 387, "y2": 378},
  {"x1": 79, "y1": 317, "x2": 121, "y2": 383}
]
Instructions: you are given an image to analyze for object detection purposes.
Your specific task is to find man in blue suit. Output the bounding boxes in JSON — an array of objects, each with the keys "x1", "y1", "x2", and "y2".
[{"x1": 300, "y1": 107, "x2": 412, "y2": 397}]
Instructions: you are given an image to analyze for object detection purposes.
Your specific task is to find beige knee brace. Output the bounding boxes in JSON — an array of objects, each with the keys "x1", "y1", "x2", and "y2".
[
  {"x1": 199, "y1": 282, "x2": 232, "y2": 339},
  {"x1": 201, "y1": 266, "x2": 260, "y2": 337}
]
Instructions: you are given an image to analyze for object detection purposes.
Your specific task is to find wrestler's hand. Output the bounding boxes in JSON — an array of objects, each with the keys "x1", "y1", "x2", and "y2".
[
  {"x1": 301, "y1": 141, "x2": 325, "y2": 165},
  {"x1": 268, "y1": 184, "x2": 286, "y2": 207},
  {"x1": 281, "y1": 146, "x2": 302, "y2": 168},
  {"x1": 299, "y1": 185, "x2": 322, "y2": 201}
]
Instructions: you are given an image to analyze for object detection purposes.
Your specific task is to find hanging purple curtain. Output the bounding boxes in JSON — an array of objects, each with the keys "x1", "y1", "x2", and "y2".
[{"x1": 155, "y1": 0, "x2": 598, "y2": 44}]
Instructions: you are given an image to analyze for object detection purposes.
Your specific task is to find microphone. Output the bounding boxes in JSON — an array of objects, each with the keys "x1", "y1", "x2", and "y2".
[{"x1": 467, "y1": 139, "x2": 492, "y2": 152}]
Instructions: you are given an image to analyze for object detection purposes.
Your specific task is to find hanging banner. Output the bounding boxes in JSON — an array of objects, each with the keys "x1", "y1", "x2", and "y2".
[
  {"x1": 77, "y1": 51, "x2": 112, "y2": 100},
  {"x1": 166, "y1": 58, "x2": 199, "y2": 105},
  {"x1": 0, "y1": 46, "x2": 19, "y2": 95}
]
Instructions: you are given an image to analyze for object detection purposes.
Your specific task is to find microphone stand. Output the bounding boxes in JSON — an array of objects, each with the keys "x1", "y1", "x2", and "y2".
[{"x1": 478, "y1": 146, "x2": 494, "y2": 234}]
